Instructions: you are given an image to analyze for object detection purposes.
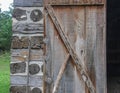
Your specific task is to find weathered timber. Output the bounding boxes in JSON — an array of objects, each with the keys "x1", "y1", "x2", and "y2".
[
  {"x1": 44, "y1": 11, "x2": 54, "y2": 93},
  {"x1": 10, "y1": 62, "x2": 26, "y2": 74},
  {"x1": 12, "y1": 7, "x2": 43, "y2": 23},
  {"x1": 29, "y1": 64, "x2": 40, "y2": 75},
  {"x1": 10, "y1": 75, "x2": 28, "y2": 85},
  {"x1": 46, "y1": 5, "x2": 96, "y2": 93},
  {"x1": 30, "y1": 9, "x2": 43, "y2": 22},
  {"x1": 85, "y1": 6, "x2": 97, "y2": 93},
  {"x1": 32, "y1": 87, "x2": 42, "y2": 93},
  {"x1": 13, "y1": 23, "x2": 43, "y2": 34},
  {"x1": 52, "y1": 54, "x2": 70, "y2": 93},
  {"x1": 11, "y1": 1, "x2": 44, "y2": 92},
  {"x1": 29, "y1": 61, "x2": 44, "y2": 74},
  {"x1": 11, "y1": 49, "x2": 29, "y2": 62},
  {"x1": 11, "y1": 75, "x2": 43, "y2": 86},
  {"x1": 11, "y1": 1, "x2": 44, "y2": 93},
  {"x1": 10, "y1": 86, "x2": 31, "y2": 93},
  {"x1": 14, "y1": 0, "x2": 43, "y2": 6},
  {"x1": 29, "y1": 76, "x2": 43, "y2": 87},
  {"x1": 30, "y1": 49, "x2": 44, "y2": 61},
  {"x1": 44, "y1": 0, "x2": 104, "y2": 5},
  {"x1": 11, "y1": 36, "x2": 29, "y2": 49},
  {"x1": 95, "y1": 6, "x2": 106, "y2": 93},
  {"x1": 45, "y1": 6, "x2": 85, "y2": 93},
  {"x1": 13, "y1": 8, "x2": 27, "y2": 21},
  {"x1": 31, "y1": 36, "x2": 44, "y2": 49},
  {"x1": 74, "y1": 6, "x2": 87, "y2": 93}
]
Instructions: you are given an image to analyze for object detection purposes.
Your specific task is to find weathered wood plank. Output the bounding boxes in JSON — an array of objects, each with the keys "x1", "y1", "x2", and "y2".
[
  {"x1": 86, "y1": 6, "x2": 97, "y2": 89},
  {"x1": 10, "y1": 75, "x2": 28, "y2": 85},
  {"x1": 46, "y1": 5, "x2": 96, "y2": 93},
  {"x1": 44, "y1": 10, "x2": 55, "y2": 93},
  {"x1": 29, "y1": 76, "x2": 43, "y2": 87},
  {"x1": 52, "y1": 19, "x2": 69, "y2": 93},
  {"x1": 12, "y1": 1, "x2": 44, "y2": 92},
  {"x1": 49, "y1": 6, "x2": 75, "y2": 93},
  {"x1": 74, "y1": 6, "x2": 86, "y2": 93},
  {"x1": 44, "y1": 7, "x2": 74, "y2": 93},
  {"x1": 14, "y1": 0, "x2": 43, "y2": 7},
  {"x1": 13, "y1": 23, "x2": 43, "y2": 34},
  {"x1": 11, "y1": 49, "x2": 29, "y2": 62},
  {"x1": 30, "y1": 49, "x2": 43, "y2": 61},
  {"x1": 95, "y1": 6, "x2": 106, "y2": 93},
  {"x1": 52, "y1": 54, "x2": 70, "y2": 93},
  {"x1": 44, "y1": 0, "x2": 104, "y2": 5},
  {"x1": 11, "y1": 75, "x2": 43, "y2": 86}
]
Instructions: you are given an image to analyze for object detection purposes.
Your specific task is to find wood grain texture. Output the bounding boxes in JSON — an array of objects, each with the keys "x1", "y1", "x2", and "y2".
[
  {"x1": 95, "y1": 6, "x2": 106, "y2": 93},
  {"x1": 14, "y1": 0, "x2": 43, "y2": 6},
  {"x1": 46, "y1": 5, "x2": 96, "y2": 93},
  {"x1": 86, "y1": 6, "x2": 97, "y2": 89},
  {"x1": 10, "y1": 86, "x2": 31, "y2": 93},
  {"x1": 44, "y1": 4, "x2": 106, "y2": 93},
  {"x1": 44, "y1": 0, "x2": 104, "y2": 5},
  {"x1": 11, "y1": 36, "x2": 29, "y2": 49},
  {"x1": 74, "y1": 6, "x2": 86, "y2": 93},
  {"x1": 10, "y1": 62, "x2": 26, "y2": 74},
  {"x1": 44, "y1": 10, "x2": 55, "y2": 93},
  {"x1": 11, "y1": 3, "x2": 44, "y2": 92},
  {"x1": 45, "y1": 6, "x2": 74, "y2": 93},
  {"x1": 11, "y1": 49, "x2": 29, "y2": 63},
  {"x1": 52, "y1": 54, "x2": 70, "y2": 93},
  {"x1": 30, "y1": 49, "x2": 43, "y2": 61}
]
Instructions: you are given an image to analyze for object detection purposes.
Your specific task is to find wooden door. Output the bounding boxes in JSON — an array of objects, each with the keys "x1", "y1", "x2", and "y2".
[{"x1": 44, "y1": 1, "x2": 106, "y2": 93}]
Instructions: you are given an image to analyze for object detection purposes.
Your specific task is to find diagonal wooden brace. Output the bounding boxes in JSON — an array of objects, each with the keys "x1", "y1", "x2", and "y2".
[
  {"x1": 45, "y1": 5, "x2": 96, "y2": 93},
  {"x1": 52, "y1": 54, "x2": 70, "y2": 93}
]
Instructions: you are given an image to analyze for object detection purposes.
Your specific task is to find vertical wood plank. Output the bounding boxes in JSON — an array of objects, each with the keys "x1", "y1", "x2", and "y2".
[
  {"x1": 44, "y1": 11, "x2": 54, "y2": 93},
  {"x1": 53, "y1": 7, "x2": 74, "y2": 93},
  {"x1": 53, "y1": 26, "x2": 68, "y2": 93},
  {"x1": 45, "y1": 4, "x2": 106, "y2": 93},
  {"x1": 95, "y1": 6, "x2": 106, "y2": 93},
  {"x1": 86, "y1": 6, "x2": 97, "y2": 88},
  {"x1": 52, "y1": 54, "x2": 70, "y2": 93},
  {"x1": 74, "y1": 6, "x2": 86, "y2": 93}
]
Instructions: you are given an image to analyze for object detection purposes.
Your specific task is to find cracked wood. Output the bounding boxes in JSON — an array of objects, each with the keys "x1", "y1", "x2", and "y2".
[{"x1": 45, "y1": 5, "x2": 96, "y2": 93}]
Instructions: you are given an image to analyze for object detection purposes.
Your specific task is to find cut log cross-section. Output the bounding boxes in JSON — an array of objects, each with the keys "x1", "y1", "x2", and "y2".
[{"x1": 45, "y1": 5, "x2": 96, "y2": 93}]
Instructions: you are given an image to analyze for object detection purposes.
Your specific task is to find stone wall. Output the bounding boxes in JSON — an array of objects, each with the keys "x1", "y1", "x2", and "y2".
[{"x1": 10, "y1": 0, "x2": 44, "y2": 93}]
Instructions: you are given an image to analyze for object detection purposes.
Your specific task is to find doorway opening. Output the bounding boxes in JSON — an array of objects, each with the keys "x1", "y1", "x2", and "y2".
[{"x1": 107, "y1": 0, "x2": 120, "y2": 92}]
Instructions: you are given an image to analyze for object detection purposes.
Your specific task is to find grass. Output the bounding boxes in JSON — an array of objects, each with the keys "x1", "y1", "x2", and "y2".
[{"x1": 0, "y1": 52, "x2": 10, "y2": 93}]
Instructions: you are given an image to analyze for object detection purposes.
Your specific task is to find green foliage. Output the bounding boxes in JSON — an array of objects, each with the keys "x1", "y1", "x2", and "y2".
[
  {"x1": 0, "y1": 52, "x2": 10, "y2": 93},
  {"x1": 0, "y1": 5, "x2": 12, "y2": 51}
]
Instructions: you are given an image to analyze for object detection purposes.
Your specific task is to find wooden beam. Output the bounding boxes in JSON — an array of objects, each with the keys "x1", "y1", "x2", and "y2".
[
  {"x1": 45, "y1": 5, "x2": 96, "y2": 93},
  {"x1": 52, "y1": 54, "x2": 70, "y2": 93},
  {"x1": 46, "y1": 4, "x2": 104, "y2": 6},
  {"x1": 44, "y1": 0, "x2": 104, "y2": 6}
]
